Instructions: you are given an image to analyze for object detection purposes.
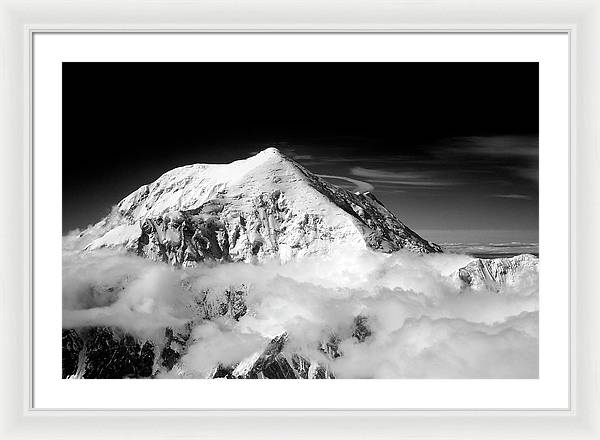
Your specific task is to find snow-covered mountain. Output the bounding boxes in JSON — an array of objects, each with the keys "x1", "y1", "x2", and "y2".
[
  {"x1": 78, "y1": 147, "x2": 441, "y2": 264},
  {"x1": 455, "y1": 254, "x2": 539, "y2": 292},
  {"x1": 62, "y1": 148, "x2": 539, "y2": 380}
]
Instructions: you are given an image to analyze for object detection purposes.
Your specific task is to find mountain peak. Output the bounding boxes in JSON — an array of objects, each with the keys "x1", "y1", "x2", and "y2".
[
  {"x1": 245, "y1": 147, "x2": 299, "y2": 170},
  {"x1": 255, "y1": 146, "x2": 285, "y2": 159},
  {"x1": 82, "y1": 148, "x2": 441, "y2": 262}
]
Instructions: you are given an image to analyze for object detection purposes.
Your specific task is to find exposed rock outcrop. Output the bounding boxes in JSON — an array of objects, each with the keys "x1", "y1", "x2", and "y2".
[{"x1": 455, "y1": 253, "x2": 539, "y2": 292}]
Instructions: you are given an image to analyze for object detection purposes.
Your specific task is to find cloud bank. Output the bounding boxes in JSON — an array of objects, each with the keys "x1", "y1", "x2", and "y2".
[{"x1": 63, "y1": 242, "x2": 539, "y2": 379}]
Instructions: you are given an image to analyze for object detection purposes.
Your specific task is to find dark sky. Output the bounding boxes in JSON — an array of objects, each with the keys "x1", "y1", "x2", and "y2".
[{"x1": 63, "y1": 62, "x2": 538, "y2": 243}]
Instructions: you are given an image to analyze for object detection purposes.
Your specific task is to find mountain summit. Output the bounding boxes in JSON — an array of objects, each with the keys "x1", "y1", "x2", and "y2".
[{"x1": 80, "y1": 147, "x2": 441, "y2": 264}]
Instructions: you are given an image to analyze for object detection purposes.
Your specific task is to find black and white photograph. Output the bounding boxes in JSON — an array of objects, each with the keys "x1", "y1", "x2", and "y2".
[{"x1": 62, "y1": 62, "x2": 539, "y2": 379}]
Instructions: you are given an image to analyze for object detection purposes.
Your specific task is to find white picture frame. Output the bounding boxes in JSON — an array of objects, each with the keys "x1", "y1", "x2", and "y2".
[{"x1": 1, "y1": 0, "x2": 598, "y2": 438}]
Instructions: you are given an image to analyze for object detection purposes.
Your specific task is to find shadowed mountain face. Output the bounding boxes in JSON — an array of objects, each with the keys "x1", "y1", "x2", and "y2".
[{"x1": 75, "y1": 147, "x2": 441, "y2": 266}]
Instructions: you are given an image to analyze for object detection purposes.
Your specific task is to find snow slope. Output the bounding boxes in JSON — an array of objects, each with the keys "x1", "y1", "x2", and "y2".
[{"x1": 80, "y1": 147, "x2": 441, "y2": 265}]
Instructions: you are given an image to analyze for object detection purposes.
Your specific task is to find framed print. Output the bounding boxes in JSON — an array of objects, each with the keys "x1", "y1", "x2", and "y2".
[
  {"x1": 1, "y1": 0, "x2": 599, "y2": 439},
  {"x1": 34, "y1": 33, "x2": 567, "y2": 411}
]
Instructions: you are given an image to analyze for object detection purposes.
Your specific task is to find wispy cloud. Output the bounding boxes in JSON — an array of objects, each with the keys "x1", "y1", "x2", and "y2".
[
  {"x1": 365, "y1": 179, "x2": 450, "y2": 187},
  {"x1": 377, "y1": 189, "x2": 406, "y2": 194},
  {"x1": 318, "y1": 174, "x2": 375, "y2": 193},
  {"x1": 492, "y1": 194, "x2": 533, "y2": 200},
  {"x1": 350, "y1": 167, "x2": 460, "y2": 188},
  {"x1": 455, "y1": 136, "x2": 538, "y2": 159},
  {"x1": 440, "y1": 135, "x2": 539, "y2": 184}
]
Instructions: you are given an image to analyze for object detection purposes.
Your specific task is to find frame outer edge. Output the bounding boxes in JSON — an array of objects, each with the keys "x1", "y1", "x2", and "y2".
[
  {"x1": 0, "y1": 1, "x2": 26, "y2": 438},
  {"x1": 575, "y1": 2, "x2": 600, "y2": 435},
  {"x1": 0, "y1": 0, "x2": 599, "y2": 439}
]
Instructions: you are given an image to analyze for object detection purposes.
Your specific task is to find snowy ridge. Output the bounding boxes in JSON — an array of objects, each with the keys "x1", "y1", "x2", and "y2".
[
  {"x1": 455, "y1": 253, "x2": 539, "y2": 292},
  {"x1": 80, "y1": 147, "x2": 441, "y2": 264}
]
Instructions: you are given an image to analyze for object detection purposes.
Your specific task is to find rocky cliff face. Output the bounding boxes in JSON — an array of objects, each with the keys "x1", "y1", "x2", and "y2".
[
  {"x1": 62, "y1": 281, "x2": 372, "y2": 379},
  {"x1": 77, "y1": 147, "x2": 440, "y2": 265},
  {"x1": 455, "y1": 254, "x2": 539, "y2": 292},
  {"x1": 62, "y1": 327, "x2": 341, "y2": 380}
]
